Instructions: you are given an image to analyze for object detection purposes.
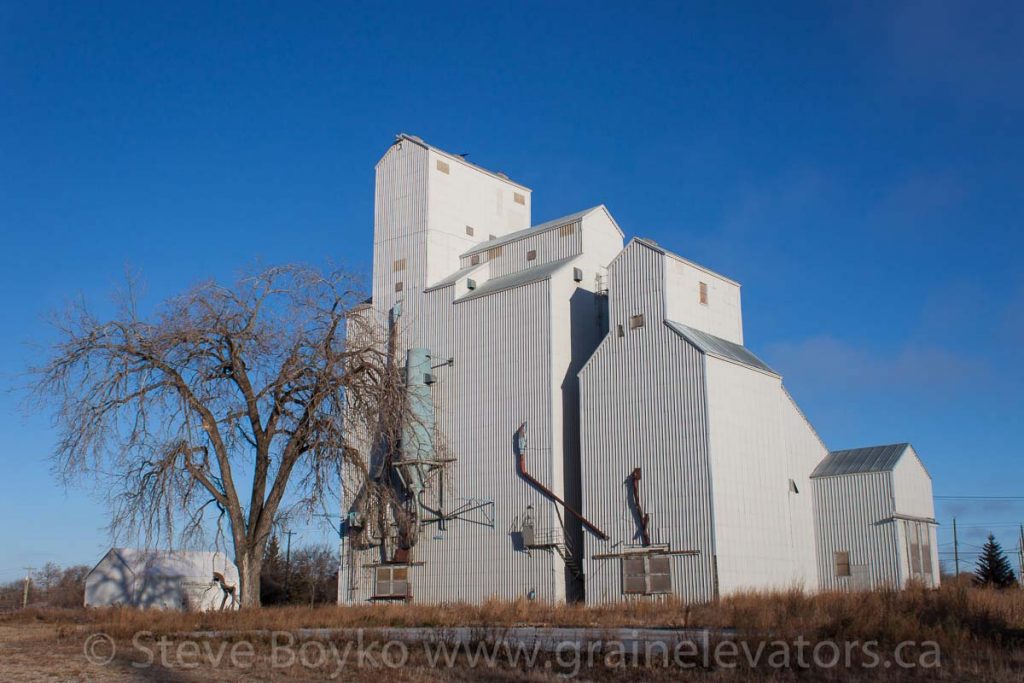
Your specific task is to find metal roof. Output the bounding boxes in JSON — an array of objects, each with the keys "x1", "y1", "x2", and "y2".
[
  {"x1": 94, "y1": 548, "x2": 238, "y2": 579},
  {"x1": 393, "y1": 133, "x2": 531, "y2": 191},
  {"x1": 629, "y1": 237, "x2": 741, "y2": 287},
  {"x1": 462, "y1": 206, "x2": 618, "y2": 257},
  {"x1": 810, "y1": 443, "x2": 911, "y2": 478},
  {"x1": 665, "y1": 320, "x2": 778, "y2": 376},
  {"x1": 455, "y1": 257, "x2": 576, "y2": 303},
  {"x1": 424, "y1": 263, "x2": 485, "y2": 292}
]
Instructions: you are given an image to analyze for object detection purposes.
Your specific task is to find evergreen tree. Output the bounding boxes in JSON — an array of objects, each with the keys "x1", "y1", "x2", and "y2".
[
  {"x1": 264, "y1": 535, "x2": 282, "y2": 570},
  {"x1": 260, "y1": 535, "x2": 288, "y2": 604},
  {"x1": 974, "y1": 534, "x2": 1018, "y2": 588}
]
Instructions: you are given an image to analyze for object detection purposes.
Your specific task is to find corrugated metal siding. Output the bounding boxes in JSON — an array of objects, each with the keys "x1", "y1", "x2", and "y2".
[
  {"x1": 343, "y1": 279, "x2": 570, "y2": 604},
  {"x1": 373, "y1": 141, "x2": 428, "y2": 326},
  {"x1": 812, "y1": 472, "x2": 901, "y2": 591},
  {"x1": 580, "y1": 245, "x2": 716, "y2": 605},
  {"x1": 704, "y1": 357, "x2": 820, "y2": 593},
  {"x1": 484, "y1": 221, "x2": 584, "y2": 278}
]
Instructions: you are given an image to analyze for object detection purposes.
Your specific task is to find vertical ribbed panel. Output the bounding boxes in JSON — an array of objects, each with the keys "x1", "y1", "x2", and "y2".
[
  {"x1": 412, "y1": 278, "x2": 562, "y2": 603},
  {"x1": 484, "y1": 222, "x2": 584, "y2": 278},
  {"x1": 812, "y1": 472, "x2": 901, "y2": 590},
  {"x1": 580, "y1": 243, "x2": 716, "y2": 605},
  {"x1": 372, "y1": 141, "x2": 429, "y2": 327}
]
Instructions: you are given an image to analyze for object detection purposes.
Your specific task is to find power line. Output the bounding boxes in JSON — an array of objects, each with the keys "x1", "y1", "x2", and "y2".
[{"x1": 936, "y1": 496, "x2": 1024, "y2": 501}]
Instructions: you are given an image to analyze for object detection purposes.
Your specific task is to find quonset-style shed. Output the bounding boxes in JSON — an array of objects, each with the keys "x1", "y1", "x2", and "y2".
[
  {"x1": 811, "y1": 444, "x2": 939, "y2": 590},
  {"x1": 84, "y1": 548, "x2": 239, "y2": 611}
]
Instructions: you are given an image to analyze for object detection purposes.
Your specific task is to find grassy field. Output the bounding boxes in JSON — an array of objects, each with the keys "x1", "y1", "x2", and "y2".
[{"x1": 1, "y1": 582, "x2": 1022, "y2": 681}]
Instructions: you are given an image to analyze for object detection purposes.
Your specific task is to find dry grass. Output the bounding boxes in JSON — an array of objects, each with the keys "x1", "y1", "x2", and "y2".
[{"x1": 3, "y1": 584, "x2": 1022, "y2": 681}]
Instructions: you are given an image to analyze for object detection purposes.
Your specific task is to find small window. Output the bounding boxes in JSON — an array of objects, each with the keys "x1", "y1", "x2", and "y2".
[
  {"x1": 617, "y1": 324, "x2": 624, "y2": 338},
  {"x1": 394, "y1": 281, "x2": 403, "y2": 293},
  {"x1": 488, "y1": 246, "x2": 503, "y2": 259},
  {"x1": 699, "y1": 282, "x2": 708, "y2": 305},
  {"x1": 465, "y1": 225, "x2": 474, "y2": 236},
  {"x1": 835, "y1": 551, "x2": 851, "y2": 577},
  {"x1": 788, "y1": 479, "x2": 799, "y2": 494},
  {"x1": 559, "y1": 223, "x2": 575, "y2": 237},
  {"x1": 470, "y1": 254, "x2": 480, "y2": 266},
  {"x1": 526, "y1": 249, "x2": 537, "y2": 261},
  {"x1": 436, "y1": 159, "x2": 450, "y2": 174},
  {"x1": 374, "y1": 565, "x2": 410, "y2": 599},
  {"x1": 622, "y1": 554, "x2": 672, "y2": 595},
  {"x1": 629, "y1": 314, "x2": 645, "y2": 330},
  {"x1": 393, "y1": 258, "x2": 406, "y2": 272},
  {"x1": 513, "y1": 192, "x2": 526, "y2": 205}
]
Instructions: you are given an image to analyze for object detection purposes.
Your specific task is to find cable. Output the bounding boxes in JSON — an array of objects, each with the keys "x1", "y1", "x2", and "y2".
[{"x1": 936, "y1": 496, "x2": 1024, "y2": 501}]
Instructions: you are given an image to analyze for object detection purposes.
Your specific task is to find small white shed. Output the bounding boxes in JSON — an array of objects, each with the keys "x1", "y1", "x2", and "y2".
[
  {"x1": 812, "y1": 444, "x2": 939, "y2": 591},
  {"x1": 84, "y1": 548, "x2": 239, "y2": 611}
]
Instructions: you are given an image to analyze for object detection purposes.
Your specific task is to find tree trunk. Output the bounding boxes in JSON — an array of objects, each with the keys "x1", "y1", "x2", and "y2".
[{"x1": 237, "y1": 545, "x2": 264, "y2": 608}]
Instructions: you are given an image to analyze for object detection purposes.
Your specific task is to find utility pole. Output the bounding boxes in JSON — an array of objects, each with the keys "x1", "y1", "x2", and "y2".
[
  {"x1": 21, "y1": 567, "x2": 34, "y2": 609},
  {"x1": 952, "y1": 518, "x2": 960, "y2": 579},
  {"x1": 1018, "y1": 523, "x2": 1023, "y2": 587}
]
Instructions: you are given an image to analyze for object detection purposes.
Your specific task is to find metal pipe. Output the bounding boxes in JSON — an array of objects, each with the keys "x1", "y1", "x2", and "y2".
[
  {"x1": 629, "y1": 467, "x2": 651, "y2": 546},
  {"x1": 514, "y1": 422, "x2": 608, "y2": 540}
]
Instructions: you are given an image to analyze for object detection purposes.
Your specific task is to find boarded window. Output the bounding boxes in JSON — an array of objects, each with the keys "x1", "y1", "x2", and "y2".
[
  {"x1": 699, "y1": 282, "x2": 708, "y2": 305},
  {"x1": 559, "y1": 223, "x2": 575, "y2": 237},
  {"x1": 629, "y1": 314, "x2": 645, "y2": 330},
  {"x1": 465, "y1": 225, "x2": 474, "y2": 236},
  {"x1": 622, "y1": 554, "x2": 672, "y2": 596},
  {"x1": 526, "y1": 249, "x2": 537, "y2": 261},
  {"x1": 622, "y1": 557, "x2": 647, "y2": 595},
  {"x1": 374, "y1": 566, "x2": 409, "y2": 598},
  {"x1": 393, "y1": 258, "x2": 406, "y2": 272},
  {"x1": 513, "y1": 192, "x2": 526, "y2": 205},
  {"x1": 488, "y1": 246, "x2": 503, "y2": 259},
  {"x1": 436, "y1": 159, "x2": 450, "y2": 174},
  {"x1": 903, "y1": 521, "x2": 934, "y2": 581},
  {"x1": 394, "y1": 281, "x2": 403, "y2": 293},
  {"x1": 835, "y1": 551, "x2": 851, "y2": 577},
  {"x1": 470, "y1": 254, "x2": 480, "y2": 266}
]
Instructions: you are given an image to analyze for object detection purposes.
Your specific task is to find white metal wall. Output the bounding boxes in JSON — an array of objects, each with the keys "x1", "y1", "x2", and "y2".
[
  {"x1": 812, "y1": 472, "x2": 901, "y2": 591},
  {"x1": 891, "y1": 449, "x2": 940, "y2": 587},
  {"x1": 484, "y1": 220, "x2": 583, "y2": 278},
  {"x1": 580, "y1": 243, "x2": 717, "y2": 604},
  {"x1": 704, "y1": 357, "x2": 820, "y2": 593},
  {"x1": 663, "y1": 253, "x2": 744, "y2": 345}
]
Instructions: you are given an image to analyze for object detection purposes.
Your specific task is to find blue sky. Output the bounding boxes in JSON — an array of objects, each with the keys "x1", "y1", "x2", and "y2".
[{"x1": 1, "y1": 1, "x2": 1022, "y2": 581}]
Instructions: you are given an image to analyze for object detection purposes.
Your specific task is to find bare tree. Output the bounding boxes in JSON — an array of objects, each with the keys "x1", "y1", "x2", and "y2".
[{"x1": 29, "y1": 265, "x2": 395, "y2": 606}]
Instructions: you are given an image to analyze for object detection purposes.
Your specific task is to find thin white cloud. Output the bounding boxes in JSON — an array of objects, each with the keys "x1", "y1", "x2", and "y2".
[{"x1": 764, "y1": 334, "x2": 985, "y2": 396}]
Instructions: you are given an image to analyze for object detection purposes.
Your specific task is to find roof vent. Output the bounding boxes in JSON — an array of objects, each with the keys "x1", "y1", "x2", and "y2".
[
  {"x1": 573, "y1": 267, "x2": 583, "y2": 282},
  {"x1": 466, "y1": 278, "x2": 477, "y2": 290}
]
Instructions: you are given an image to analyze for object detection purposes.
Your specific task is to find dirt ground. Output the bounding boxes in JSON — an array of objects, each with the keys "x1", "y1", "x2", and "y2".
[{"x1": 0, "y1": 622, "x2": 569, "y2": 682}]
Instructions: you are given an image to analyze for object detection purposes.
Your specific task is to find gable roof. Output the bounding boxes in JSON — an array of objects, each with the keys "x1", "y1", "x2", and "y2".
[
  {"x1": 665, "y1": 320, "x2": 778, "y2": 376},
  {"x1": 392, "y1": 133, "x2": 531, "y2": 191},
  {"x1": 455, "y1": 257, "x2": 575, "y2": 303},
  {"x1": 93, "y1": 548, "x2": 238, "y2": 580},
  {"x1": 625, "y1": 237, "x2": 740, "y2": 287},
  {"x1": 810, "y1": 443, "x2": 912, "y2": 478},
  {"x1": 424, "y1": 263, "x2": 485, "y2": 292},
  {"x1": 461, "y1": 205, "x2": 621, "y2": 258}
]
